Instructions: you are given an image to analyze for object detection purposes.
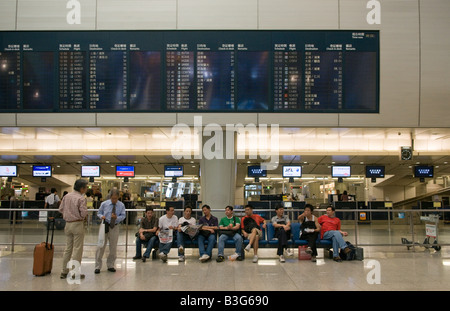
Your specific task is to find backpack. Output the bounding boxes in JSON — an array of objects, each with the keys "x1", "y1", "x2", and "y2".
[
  {"x1": 243, "y1": 216, "x2": 259, "y2": 234},
  {"x1": 340, "y1": 241, "x2": 356, "y2": 261}
]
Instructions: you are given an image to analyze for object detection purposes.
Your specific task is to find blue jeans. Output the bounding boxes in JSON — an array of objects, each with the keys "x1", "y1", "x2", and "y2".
[
  {"x1": 135, "y1": 235, "x2": 158, "y2": 258},
  {"x1": 177, "y1": 231, "x2": 192, "y2": 256},
  {"x1": 217, "y1": 233, "x2": 243, "y2": 256},
  {"x1": 323, "y1": 230, "x2": 348, "y2": 257},
  {"x1": 198, "y1": 233, "x2": 216, "y2": 257},
  {"x1": 159, "y1": 241, "x2": 173, "y2": 255}
]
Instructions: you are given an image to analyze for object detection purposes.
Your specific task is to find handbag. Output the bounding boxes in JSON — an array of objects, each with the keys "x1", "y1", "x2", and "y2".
[
  {"x1": 219, "y1": 217, "x2": 239, "y2": 237},
  {"x1": 97, "y1": 220, "x2": 105, "y2": 247},
  {"x1": 200, "y1": 229, "x2": 212, "y2": 238}
]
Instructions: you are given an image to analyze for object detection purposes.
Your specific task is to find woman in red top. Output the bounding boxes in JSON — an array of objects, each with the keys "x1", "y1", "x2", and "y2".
[{"x1": 318, "y1": 206, "x2": 350, "y2": 262}]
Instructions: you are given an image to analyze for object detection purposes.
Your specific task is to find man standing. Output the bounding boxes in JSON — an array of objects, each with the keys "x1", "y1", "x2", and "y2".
[
  {"x1": 59, "y1": 179, "x2": 88, "y2": 280},
  {"x1": 318, "y1": 205, "x2": 350, "y2": 262},
  {"x1": 95, "y1": 189, "x2": 126, "y2": 273},
  {"x1": 241, "y1": 205, "x2": 266, "y2": 263}
]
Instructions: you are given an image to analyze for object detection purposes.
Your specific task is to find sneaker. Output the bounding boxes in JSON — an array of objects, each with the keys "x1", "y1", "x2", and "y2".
[
  {"x1": 279, "y1": 255, "x2": 285, "y2": 263},
  {"x1": 200, "y1": 254, "x2": 210, "y2": 262},
  {"x1": 236, "y1": 256, "x2": 243, "y2": 261},
  {"x1": 178, "y1": 255, "x2": 185, "y2": 262},
  {"x1": 133, "y1": 256, "x2": 142, "y2": 260},
  {"x1": 228, "y1": 253, "x2": 239, "y2": 261},
  {"x1": 252, "y1": 255, "x2": 259, "y2": 263},
  {"x1": 159, "y1": 252, "x2": 168, "y2": 262},
  {"x1": 178, "y1": 246, "x2": 184, "y2": 255},
  {"x1": 305, "y1": 247, "x2": 312, "y2": 255},
  {"x1": 244, "y1": 244, "x2": 251, "y2": 252},
  {"x1": 142, "y1": 256, "x2": 147, "y2": 263},
  {"x1": 285, "y1": 249, "x2": 294, "y2": 257},
  {"x1": 343, "y1": 247, "x2": 351, "y2": 254},
  {"x1": 216, "y1": 255, "x2": 225, "y2": 262},
  {"x1": 311, "y1": 256, "x2": 317, "y2": 262},
  {"x1": 333, "y1": 256, "x2": 342, "y2": 262}
]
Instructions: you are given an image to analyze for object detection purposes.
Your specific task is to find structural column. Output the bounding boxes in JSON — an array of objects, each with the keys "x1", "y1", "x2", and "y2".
[{"x1": 199, "y1": 130, "x2": 237, "y2": 217}]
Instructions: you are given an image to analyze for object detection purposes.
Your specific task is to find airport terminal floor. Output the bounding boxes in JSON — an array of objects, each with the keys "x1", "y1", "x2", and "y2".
[
  {"x1": 1, "y1": 218, "x2": 450, "y2": 292},
  {"x1": 1, "y1": 245, "x2": 449, "y2": 292}
]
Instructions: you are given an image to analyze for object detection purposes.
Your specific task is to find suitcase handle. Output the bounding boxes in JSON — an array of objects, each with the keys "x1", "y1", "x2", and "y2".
[{"x1": 46, "y1": 217, "x2": 55, "y2": 250}]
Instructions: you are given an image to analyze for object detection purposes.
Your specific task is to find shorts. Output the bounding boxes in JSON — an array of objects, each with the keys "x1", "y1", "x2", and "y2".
[{"x1": 254, "y1": 228, "x2": 263, "y2": 240}]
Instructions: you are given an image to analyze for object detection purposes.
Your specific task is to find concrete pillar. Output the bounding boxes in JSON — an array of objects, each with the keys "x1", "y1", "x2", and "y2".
[{"x1": 199, "y1": 130, "x2": 237, "y2": 219}]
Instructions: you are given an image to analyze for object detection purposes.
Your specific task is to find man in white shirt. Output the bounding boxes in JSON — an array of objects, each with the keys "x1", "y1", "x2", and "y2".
[
  {"x1": 45, "y1": 188, "x2": 60, "y2": 216},
  {"x1": 176, "y1": 205, "x2": 196, "y2": 262},
  {"x1": 157, "y1": 206, "x2": 178, "y2": 262}
]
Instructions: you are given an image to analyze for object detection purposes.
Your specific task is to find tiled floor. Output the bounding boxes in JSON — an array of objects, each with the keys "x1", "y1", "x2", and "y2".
[{"x1": 1, "y1": 244, "x2": 449, "y2": 291}]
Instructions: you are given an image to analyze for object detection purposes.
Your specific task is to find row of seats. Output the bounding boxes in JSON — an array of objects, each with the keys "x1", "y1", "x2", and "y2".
[{"x1": 160, "y1": 223, "x2": 332, "y2": 256}]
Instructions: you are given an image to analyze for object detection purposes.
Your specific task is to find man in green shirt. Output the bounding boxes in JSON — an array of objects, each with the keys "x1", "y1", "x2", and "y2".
[{"x1": 216, "y1": 206, "x2": 243, "y2": 262}]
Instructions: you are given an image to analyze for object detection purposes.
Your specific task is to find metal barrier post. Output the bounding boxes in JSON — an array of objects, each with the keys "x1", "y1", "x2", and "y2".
[
  {"x1": 410, "y1": 211, "x2": 415, "y2": 252},
  {"x1": 11, "y1": 209, "x2": 16, "y2": 252},
  {"x1": 125, "y1": 210, "x2": 129, "y2": 257}
]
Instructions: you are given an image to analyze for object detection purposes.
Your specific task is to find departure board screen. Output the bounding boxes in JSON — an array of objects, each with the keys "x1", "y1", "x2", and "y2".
[
  {"x1": 129, "y1": 51, "x2": 161, "y2": 111},
  {"x1": 0, "y1": 52, "x2": 21, "y2": 110},
  {"x1": 166, "y1": 50, "x2": 195, "y2": 110},
  {"x1": 22, "y1": 52, "x2": 54, "y2": 110},
  {"x1": 197, "y1": 51, "x2": 235, "y2": 111},
  {"x1": 89, "y1": 51, "x2": 127, "y2": 110},
  {"x1": 237, "y1": 51, "x2": 270, "y2": 111},
  {"x1": 274, "y1": 51, "x2": 302, "y2": 110},
  {"x1": 0, "y1": 30, "x2": 379, "y2": 113},
  {"x1": 59, "y1": 50, "x2": 86, "y2": 110}
]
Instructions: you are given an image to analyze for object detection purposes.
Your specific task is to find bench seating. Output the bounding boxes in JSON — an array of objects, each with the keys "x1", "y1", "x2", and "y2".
[{"x1": 146, "y1": 222, "x2": 332, "y2": 260}]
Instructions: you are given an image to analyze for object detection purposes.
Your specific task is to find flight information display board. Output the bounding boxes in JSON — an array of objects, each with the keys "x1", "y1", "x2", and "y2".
[{"x1": 0, "y1": 30, "x2": 379, "y2": 113}]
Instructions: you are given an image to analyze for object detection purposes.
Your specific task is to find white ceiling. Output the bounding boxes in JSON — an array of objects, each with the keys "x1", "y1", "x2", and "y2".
[{"x1": 2, "y1": 126, "x2": 450, "y2": 183}]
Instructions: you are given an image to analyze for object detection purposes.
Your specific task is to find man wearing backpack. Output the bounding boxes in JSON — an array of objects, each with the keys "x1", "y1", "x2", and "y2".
[{"x1": 241, "y1": 205, "x2": 266, "y2": 263}]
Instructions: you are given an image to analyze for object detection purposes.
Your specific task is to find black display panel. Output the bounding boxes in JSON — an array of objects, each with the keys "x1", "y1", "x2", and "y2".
[
  {"x1": 166, "y1": 51, "x2": 195, "y2": 110},
  {"x1": 0, "y1": 30, "x2": 379, "y2": 113},
  {"x1": 22, "y1": 52, "x2": 54, "y2": 110},
  {"x1": 59, "y1": 51, "x2": 87, "y2": 110},
  {"x1": 248, "y1": 165, "x2": 267, "y2": 177},
  {"x1": 414, "y1": 166, "x2": 434, "y2": 178},
  {"x1": 129, "y1": 51, "x2": 161, "y2": 110},
  {"x1": 0, "y1": 52, "x2": 21, "y2": 110},
  {"x1": 365, "y1": 165, "x2": 385, "y2": 178},
  {"x1": 89, "y1": 51, "x2": 127, "y2": 110},
  {"x1": 274, "y1": 51, "x2": 302, "y2": 110},
  {"x1": 197, "y1": 51, "x2": 235, "y2": 110},
  {"x1": 237, "y1": 51, "x2": 269, "y2": 111}
]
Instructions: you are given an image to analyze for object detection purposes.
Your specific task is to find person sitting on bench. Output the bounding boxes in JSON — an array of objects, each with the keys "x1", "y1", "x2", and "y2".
[{"x1": 318, "y1": 205, "x2": 351, "y2": 262}]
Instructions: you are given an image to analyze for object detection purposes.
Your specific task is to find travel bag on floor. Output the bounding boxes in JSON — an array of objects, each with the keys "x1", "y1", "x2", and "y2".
[
  {"x1": 33, "y1": 218, "x2": 55, "y2": 276},
  {"x1": 298, "y1": 245, "x2": 312, "y2": 260}
]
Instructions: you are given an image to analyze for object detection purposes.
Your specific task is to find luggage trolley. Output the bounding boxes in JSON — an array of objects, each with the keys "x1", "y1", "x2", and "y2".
[{"x1": 402, "y1": 214, "x2": 441, "y2": 251}]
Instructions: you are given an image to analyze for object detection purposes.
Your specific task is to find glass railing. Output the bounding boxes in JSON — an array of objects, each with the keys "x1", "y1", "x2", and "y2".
[{"x1": 1, "y1": 207, "x2": 448, "y2": 252}]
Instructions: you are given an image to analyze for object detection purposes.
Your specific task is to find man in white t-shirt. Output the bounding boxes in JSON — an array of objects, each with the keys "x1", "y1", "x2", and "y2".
[
  {"x1": 157, "y1": 206, "x2": 178, "y2": 262},
  {"x1": 176, "y1": 205, "x2": 196, "y2": 262},
  {"x1": 45, "y1": 188, "x2": 60, "y2": 218}
]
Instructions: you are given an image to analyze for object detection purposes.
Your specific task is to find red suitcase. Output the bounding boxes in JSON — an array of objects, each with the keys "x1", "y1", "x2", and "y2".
[{"x1": 33, "y1": 218, "x2": 55, "y2": 276}]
